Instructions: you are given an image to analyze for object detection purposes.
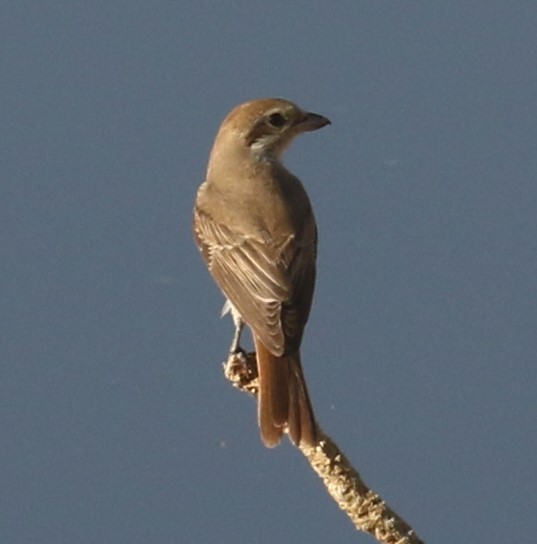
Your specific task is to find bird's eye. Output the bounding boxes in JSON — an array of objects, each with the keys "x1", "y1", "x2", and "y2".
[{"x1": 267, "y1": 113, "x2": 287, "y2": 128}]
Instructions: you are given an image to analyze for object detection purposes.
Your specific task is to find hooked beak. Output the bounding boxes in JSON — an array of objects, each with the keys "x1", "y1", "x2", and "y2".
[{"x1": 295, "y1": 111, "x2": 331, "y2": 132}]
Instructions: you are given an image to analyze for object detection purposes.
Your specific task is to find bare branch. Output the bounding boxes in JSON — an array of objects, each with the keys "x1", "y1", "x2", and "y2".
[{"x1": 223, "y1": 351, "x2": 424, "y2": 544}]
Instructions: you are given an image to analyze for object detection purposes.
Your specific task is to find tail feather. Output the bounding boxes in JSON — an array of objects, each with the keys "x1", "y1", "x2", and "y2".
[
  {"x1": 289, "y1": 354, "x2": 316, "y2": 447},
  {"x1": 255, "y1": 337, "x2": 317, "y2": 448}
]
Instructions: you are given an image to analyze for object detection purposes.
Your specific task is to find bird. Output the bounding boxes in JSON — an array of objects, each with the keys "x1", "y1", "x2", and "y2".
[{"x1": 193, "y1": 98, "x2": 330, "y2": 448}]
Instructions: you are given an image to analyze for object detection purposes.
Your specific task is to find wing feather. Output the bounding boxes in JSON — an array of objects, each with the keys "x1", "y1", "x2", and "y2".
[{"x1": 194, "y1": 205, "x2": 316, "y2": 355}]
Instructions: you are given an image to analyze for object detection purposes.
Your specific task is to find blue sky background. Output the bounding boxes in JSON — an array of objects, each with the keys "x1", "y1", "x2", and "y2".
[{"x1": 2, "y1": 2, "x2": 536, "y2": 543}]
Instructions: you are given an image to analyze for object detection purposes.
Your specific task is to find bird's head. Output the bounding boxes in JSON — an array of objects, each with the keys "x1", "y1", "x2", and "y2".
[{"x1": 211, "y1": 98, "x2": 330, "y2": 162}]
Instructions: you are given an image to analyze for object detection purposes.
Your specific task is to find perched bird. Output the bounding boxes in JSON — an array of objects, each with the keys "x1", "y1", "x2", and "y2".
[{"x1": 193, "y1": 98, "x2": 330, "y2": 448}]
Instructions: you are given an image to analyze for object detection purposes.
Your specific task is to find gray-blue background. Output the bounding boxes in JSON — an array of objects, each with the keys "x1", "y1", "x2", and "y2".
[{"x1": 2, "y1": 2, "x2": 536, "y2": 542}]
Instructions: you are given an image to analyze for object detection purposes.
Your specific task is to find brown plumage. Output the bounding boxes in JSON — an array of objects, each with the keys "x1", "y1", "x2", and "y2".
[{"x1": 193, "y1": 98, "x2": 330, "y2": 447}]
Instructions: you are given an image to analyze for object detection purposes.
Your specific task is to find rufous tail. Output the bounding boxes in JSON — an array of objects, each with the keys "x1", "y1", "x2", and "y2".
[{"x1": 255, "y1": 337, "x2": 317, "y2": 448}]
